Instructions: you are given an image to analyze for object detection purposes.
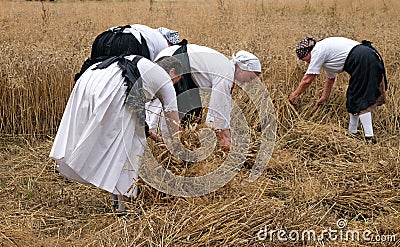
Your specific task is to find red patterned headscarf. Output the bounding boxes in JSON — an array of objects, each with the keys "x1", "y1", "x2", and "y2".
[{"x1": 296, "y1": 37, "x2": 316, "y2": 59}]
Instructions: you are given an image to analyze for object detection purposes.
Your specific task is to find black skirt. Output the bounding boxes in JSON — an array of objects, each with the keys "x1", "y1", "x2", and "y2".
[{"x1": 343, "y1": 44, "x2": 385, "y2": 114}]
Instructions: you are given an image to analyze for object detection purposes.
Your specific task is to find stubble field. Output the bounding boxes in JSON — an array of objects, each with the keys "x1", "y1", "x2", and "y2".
[{"x1": 0, "y1": 0, "x2": 399, "y2": 246}]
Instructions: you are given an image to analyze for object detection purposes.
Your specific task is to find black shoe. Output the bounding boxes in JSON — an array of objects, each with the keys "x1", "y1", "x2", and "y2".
[
  {"x1": 365, "y1": 136, "x2": 377, "y2": 144},
  {"x1": 348, "y1": 131, "x2": 362, "y2": 139}
]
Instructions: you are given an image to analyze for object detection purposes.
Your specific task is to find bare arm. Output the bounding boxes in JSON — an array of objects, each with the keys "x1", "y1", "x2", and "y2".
[
  {"x1": 147, "y1": 110, "x2": 180, "y2": 142},
  {"x1": 317, "y1": 77, "x2": 335, "y2": 105},
  {"x1": 289, "y1": 74, "x2": 316, "y2": 105}
]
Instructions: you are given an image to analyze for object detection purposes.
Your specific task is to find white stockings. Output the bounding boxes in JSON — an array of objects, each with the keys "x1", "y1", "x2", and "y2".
[{"x1": 348, "y1": 112, "x2": 374, "y2": 137}]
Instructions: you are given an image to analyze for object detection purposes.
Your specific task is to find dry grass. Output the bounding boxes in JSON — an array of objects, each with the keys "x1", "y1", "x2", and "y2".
[{"x1": 1, "y1": 0, "x2": 400, "y2": 246}]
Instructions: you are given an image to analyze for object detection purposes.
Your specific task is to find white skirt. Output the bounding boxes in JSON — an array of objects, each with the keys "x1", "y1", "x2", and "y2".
[{"x1": 49, "y1": 65, "x2": 145, "y2": 197}]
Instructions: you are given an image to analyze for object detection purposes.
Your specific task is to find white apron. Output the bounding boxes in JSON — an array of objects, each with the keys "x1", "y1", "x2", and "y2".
[{"x1": 50, "y1": 56, "x2": 177, "y2": 197}]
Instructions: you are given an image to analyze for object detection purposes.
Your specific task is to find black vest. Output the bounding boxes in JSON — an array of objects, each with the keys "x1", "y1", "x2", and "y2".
[
  {"x1": 74, "y1": 25, "x2": 151, "y2": 82},
  {"x1": 172, "y1": 40, "x2": 203, "y2": 126}
]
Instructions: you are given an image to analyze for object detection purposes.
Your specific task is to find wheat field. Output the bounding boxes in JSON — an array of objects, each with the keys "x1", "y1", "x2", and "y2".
[{"x1": 0, "y1": 0, "x2": 399, "y2": 246}]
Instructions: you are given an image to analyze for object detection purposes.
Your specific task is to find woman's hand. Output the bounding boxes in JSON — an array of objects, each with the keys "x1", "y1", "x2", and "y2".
[
  {"x1": 316, "y1": 96, "x2": 327, "y2": 105},
  {"x1": 288, "y1": 93, "x2": 297, "y2": 105},
  {"x1": 148, "y1": 130, "x2": 163, "y2": 142},
  {"x1": 217, "y1": 129, "x2": 232, "y2": 150}
]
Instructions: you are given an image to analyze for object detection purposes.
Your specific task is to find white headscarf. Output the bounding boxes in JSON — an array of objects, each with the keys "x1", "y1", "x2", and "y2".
[
  {"x1": 157, "y1": 27, "x2": 180, "y2": 45},
  {"x1": 231, "y1": 50, "x2": 261, "y2": 72}
]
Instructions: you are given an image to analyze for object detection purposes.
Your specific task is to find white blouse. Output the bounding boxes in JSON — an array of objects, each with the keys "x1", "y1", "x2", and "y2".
[
  {"x1": 155, "y1": 44, "x2": 235, "y2": 130},
  {"x1": 306, "y1": 37, "x2": 360, "y2": 79},
  {"x1": 130, "y1": 24, "x2": 169, "y2": 61}
]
